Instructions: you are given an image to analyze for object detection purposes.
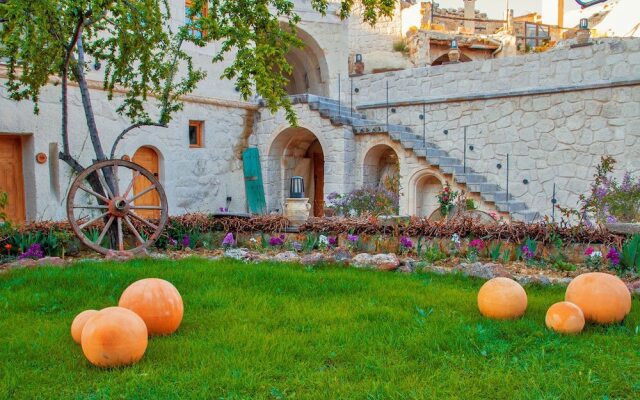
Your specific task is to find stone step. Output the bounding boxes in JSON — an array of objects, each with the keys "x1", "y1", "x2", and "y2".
[
  {"x1": 455, "y1": 173, "x2": 486, "y2": 184},
  {"x1": 495, "y1": 201, "x2": 527, "y2": 213},
  {"x1": 441, "y1": 165, "x2": 466, "y2": 174},
  {"x1": 437, "y1": 156, "x2": 462, "y2": 166},
  {"x1": 466, "y1": 182, "x2": 499, "y2": 193}
]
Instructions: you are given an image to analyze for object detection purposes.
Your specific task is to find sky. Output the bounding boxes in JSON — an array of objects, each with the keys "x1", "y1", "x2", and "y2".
[{"x1": 433, "y1": 0, "x2": 581, "y2": 20}]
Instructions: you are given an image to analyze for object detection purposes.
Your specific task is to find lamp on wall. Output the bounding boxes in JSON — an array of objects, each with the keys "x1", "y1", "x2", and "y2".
[
  {"x1": 355, "y1": 54, "x2": 363, "y2": 63},
  {"x1": 450, "y1": 39, "x2": 458, "y2": 49},
  {"x1": 289, "y1": 176, "x2": 305, "y2": 199}
]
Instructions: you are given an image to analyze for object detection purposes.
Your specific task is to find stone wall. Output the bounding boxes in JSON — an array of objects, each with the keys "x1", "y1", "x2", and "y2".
[{"x1": 348, "y1": 38, "x2": 640, "y2": 216}]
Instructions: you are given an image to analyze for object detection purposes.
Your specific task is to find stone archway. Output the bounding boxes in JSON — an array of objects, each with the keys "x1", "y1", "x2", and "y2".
[
  {"x1": 282, "y1": 25, "x2": 330, "y2": 96},
  {"x1": 267, "y1": 127, "x2": 325, "y2": 216},
  {"x1": 363, "y1": 144, "x2": 400, "y2": 194},
  {"x1": 415, "y1": 174, "x2": 444, "y2": 217}
]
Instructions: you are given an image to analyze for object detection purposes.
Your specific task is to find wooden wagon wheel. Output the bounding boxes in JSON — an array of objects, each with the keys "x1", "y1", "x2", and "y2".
[{"x1": 66, "y1": 159, "x2": 168, "y2": 255}]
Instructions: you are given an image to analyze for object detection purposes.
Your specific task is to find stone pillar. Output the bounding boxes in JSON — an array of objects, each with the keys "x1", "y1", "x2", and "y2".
[{"x1": 463, "y1": 0, "x2": 476, "y2": 33}]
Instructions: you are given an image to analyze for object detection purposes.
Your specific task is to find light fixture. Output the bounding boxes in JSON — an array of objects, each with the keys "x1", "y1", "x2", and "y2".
[
  {"x1": 355, "y1": 54, "x2": 363, "y2": 63},
  {"x1": 579, "y1": 18, "x2": 589, "y2": 30},
  {"x1": 450, "y1": 39, "x2": 458, "y2": 49},
  {"x1": 289, "y1": 176, "x2": 305, "y2": 199}
]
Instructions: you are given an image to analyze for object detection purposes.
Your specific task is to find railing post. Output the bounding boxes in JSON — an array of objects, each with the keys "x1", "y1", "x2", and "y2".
[
  {"x1": 506, "y1": 153, "x2": 510, "y2": 207},
  {"x1": 551, "y1": 183, "x2": 557, "y2": 222},
  {"x1": 350, "y1": 77, "x2": 353, "y2": 118},
  {"x1": 386, "y1": 80, "x2": 389, "y2": 131},
  {"x1": 422, "y1": 103, "x2": 426, "y2": 148},
  {"x1": 463, "y1": 126, "x2": 467, "y2": 174},
  {"x1": 338, "y1": 73, "x2": 341, "y2": 118}
]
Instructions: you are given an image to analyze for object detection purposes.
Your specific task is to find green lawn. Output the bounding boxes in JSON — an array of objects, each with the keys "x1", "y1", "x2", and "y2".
[{"x1": 1, "y1": 258, "x2": 639, "y2": 399}]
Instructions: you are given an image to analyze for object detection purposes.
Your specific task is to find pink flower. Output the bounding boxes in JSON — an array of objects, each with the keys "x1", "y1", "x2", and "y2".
[
  {"x1": 470, "y1": 239, "x2": 484, "y2": 250},
  {"x1": 584, "y1": 247, "x2": 594, "y2": 256}
]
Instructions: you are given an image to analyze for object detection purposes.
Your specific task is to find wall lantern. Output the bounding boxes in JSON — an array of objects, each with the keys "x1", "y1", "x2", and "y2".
[
  {"x1": 579, "y1": 18, "x2": 589, "y2": 30},
  {"x1": 289, "y1": 176, "x2": 305, "y2": 199},
  {"x1": 36, "y1": 152, "x2": 47, "y2": 164},
  {"x1": 450, "y1": 39, "x2": 458, "y2": 49},
  {"x1": 355, "y1": 54, "x2": 363, "y2": 63}
]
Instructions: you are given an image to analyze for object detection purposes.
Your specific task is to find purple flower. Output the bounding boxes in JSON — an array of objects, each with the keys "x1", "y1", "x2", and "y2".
[
  {"x1": 328, "y1": 236, "x2": 338, "y2": 247},
  {"x1": 595, "y1": 186, "x2": 608, "y2": 199},
  {"x1": 219, "y1": 207, "x2": 229, "y2": 213},
  {"x1": 181, "y1": 235, "x2": 190, "y2": 248},
  {"x1": 269, "y1": 236, "x2": 284, "y2": 246},
  {"x1": 607, "y1": 247, "x2": 620, "y2": 266},
  {"x1": 347, "y1": 234, "x2": 358, "y2": 243},
  {"x1": 292, "y1": 241, "x2": 303, "y2": 252},
  {"x1": 521, "y1": 245, "x2": 534, "y2": 260},
  {"x1": 400, "y1": 236, "x2": 413, "y2": 249},
  {"x1": 607, "y1": 214, "x2": 618, "y2": 223},
  {"x1": 222, "y1": 233, "x2": 235, "y2": 247},
  {"x1": 19, "y1": 243, "x2": 44, "y2": 260},
  {"x1": 168, "y1": 237, "x2": 177, "y2": 247}
]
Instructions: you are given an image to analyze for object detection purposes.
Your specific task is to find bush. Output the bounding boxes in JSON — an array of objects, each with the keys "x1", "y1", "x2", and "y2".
[{"x1": 326, "y1": 186, "x2": 399, "y2": 217}]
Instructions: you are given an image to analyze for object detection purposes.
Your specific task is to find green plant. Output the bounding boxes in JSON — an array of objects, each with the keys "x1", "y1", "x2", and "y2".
[
  {"x1": 621, "y1": 234, "x2": 640, "y2": 272},
  {"x1": 10, "y1": 231, "x2": 43, "y2": 254},
  {"x1": 489, "y1": 242, "x2": 502, "y2": 262},
  {"x1": 326, "y1": 187, "x2": 399, "y2": 217},
  {"x1": 0, "y1": 191, "x2": 8, "y2": 222},
  {"x1": 501, "y1": 249, "x2": 511, "y2": 263},
  {"x1": 437, "y1": 183, "x2": 459, "y2": 217},
  {"x1": 303, "y1": 233, "x2": 319, "y2": 252},
  {"x1": 422, "y1": 245, "x2": 447, "y2": 264},
  {"x1": 465, "y1": 199, "x2": 477, "y2": 211},
  {"x1": 393, "y1": 40, "x2": 408, "y2": 53},
  {"x1": 553, "y1": 260, "x2": 577, "y2": 272}
]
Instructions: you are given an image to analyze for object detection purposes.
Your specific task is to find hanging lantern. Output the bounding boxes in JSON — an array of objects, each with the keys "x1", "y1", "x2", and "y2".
[{"x1": 289, "y1": 176, "x2": 304, "y2": 199}]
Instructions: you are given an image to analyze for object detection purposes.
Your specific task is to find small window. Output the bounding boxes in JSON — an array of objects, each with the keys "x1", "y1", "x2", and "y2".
[
  {"x1": 185, "y1": 0, "x2": 207, "y2": 39},
  {"x1": 189, "y1": 120, "x2": 204, "y2": 148}
]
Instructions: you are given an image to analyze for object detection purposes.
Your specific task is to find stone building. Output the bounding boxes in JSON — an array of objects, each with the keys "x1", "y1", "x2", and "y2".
[{"x1": 1, "y1": 0, "x2": 639, "y2": 225}]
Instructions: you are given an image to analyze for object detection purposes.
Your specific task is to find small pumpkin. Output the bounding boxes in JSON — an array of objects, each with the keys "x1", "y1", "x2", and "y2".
[
  {"x1": 477, "y1": 277, "x2": 528, "y2": 320},
  {"x1": 70, "y1": 309, "x2": 99, "y2": 344},
  {"x1": 81, "y1": 307, "x2": 148, "y2": 368},
  {"x1": 545, "y1": 301, "x2": 585, "y2": 334},
  {"x1": 565, "y1": 272, "x2": 631, "y2": 324},
  {"x1": 118, "y1": 278, "x2": 183, "y2": 335}
]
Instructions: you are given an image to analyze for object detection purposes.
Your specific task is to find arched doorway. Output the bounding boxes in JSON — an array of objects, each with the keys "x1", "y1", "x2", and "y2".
[
  {"x1": 267, "y1": 127, "x2": 325, "y2": 217},
  {"x1": 132, "y1": 146, "x2": 161, "y2": 219},
  {"x1": 363, "y1": 145, "x2": 400, "y2": 193},
  {"x1": 431, "y1": 52, "x2": 472, "y2": 66},
  {"x1": 282, "y1": 26, "x2": 330, "y2": 96},
  {"x1": 415, "y1": 174, "x2": 444, "y2": 217}
]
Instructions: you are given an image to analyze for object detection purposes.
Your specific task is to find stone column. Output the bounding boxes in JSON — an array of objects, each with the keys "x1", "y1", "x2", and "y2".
[{"x1": 464, "y1": 0, "x2": 476, "y2": 33}]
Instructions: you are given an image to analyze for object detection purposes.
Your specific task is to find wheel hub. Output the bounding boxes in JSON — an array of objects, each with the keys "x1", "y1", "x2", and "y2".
[{"x1": 108, "y1": 196, "x2": 129, "y2": 217}]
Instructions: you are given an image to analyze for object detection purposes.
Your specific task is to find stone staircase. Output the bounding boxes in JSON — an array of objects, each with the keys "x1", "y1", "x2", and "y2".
[{"x1": 291, "y1": 94, "x2": 540, "y2": 223}]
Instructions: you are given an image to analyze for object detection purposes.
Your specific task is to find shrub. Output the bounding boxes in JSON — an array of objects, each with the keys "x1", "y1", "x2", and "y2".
[
  {"x1": 326, "y1": 186, "x2": 399, "y2": 217},
  {"x1": 620, "y1": 234, "x2": 640, "y2": 273}
]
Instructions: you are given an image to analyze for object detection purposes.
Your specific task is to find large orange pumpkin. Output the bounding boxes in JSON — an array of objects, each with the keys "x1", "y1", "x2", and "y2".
[
  {"x1": 545, "y1": 301, "x2": 585, "y2": 334},
  {"x1": 71, "y1": 309, "x2": 99, "y2": 344},
  {"x1": 477, "y1": 277, "x2": 528, "y2": 320},
  {"x1": 565, "y1": 272, "x2": 631, "y2": 324},
  {"x1": 81, "y1": 307, "x2": 148, "y2": 368},
  {"x1": 118, "y1": 278, "x2": 183, "y2": 335}
]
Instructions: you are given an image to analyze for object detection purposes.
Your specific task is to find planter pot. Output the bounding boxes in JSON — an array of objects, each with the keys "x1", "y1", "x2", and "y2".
[
  {"x1": 576, "y1": 29, "x2": 591, "y2": 45},
  {"x1": 284, "y1": 198, "x2": 311, "y2": 226},
  {"x1": 605, "y1": 223, "x2": 640, "y2": 235}
]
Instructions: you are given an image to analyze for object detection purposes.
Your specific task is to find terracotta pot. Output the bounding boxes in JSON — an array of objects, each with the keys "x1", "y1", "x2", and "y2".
[{"x1": 284, "y1": 198, "x2": 311, "y2": 226}]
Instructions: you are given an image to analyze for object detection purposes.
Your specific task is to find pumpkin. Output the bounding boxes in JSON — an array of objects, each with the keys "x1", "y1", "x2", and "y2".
[
  {"x1": 118, "y1": 278, "x2": 183, "y2": 335},
  {"x1": 477, "y1": 277, "x2": 528, "y2": 320},
  {"x1": 565, "y1": 272, "x2": 631, "y2": 324},
  {"x1": 545, "y1": 301, "x2": 585, "y2": 334},
  {"x1": 81, "y1": 307, "x2": 148, "y2": 368},
  {"x1": 70, "y1": 309, "x2": 99, "y2": 344}
]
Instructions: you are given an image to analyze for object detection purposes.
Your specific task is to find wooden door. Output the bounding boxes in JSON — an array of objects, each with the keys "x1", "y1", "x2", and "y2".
[
  {"x1": 0, "y1": 136, "x2": 26, "y2": 223},
  {"x1": 242, "y1": 148, "x2": 266, "y2": 214},
  {"x1": 132, "y1": 147, "x2": 160, "y2": 219},
  {"x1": 312, "y1": 152, "x2": 324, "y2": 217}
]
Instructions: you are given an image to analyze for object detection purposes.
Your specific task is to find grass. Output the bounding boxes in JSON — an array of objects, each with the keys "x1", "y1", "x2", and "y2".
[{"x1": 1, "y1": 258, "x2": 640, "y2": 399}]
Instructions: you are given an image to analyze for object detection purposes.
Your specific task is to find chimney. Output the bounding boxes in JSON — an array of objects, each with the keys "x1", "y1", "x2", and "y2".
[{"x1": 464, "y1": 0, "x2": 476, "y2": 33}]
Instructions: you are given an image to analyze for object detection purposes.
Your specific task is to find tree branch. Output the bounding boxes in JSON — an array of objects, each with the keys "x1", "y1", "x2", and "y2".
[
  {"x1": 109, "y1": 122, "x2": 167, "y2": 159},
  {"x1": 61, "y1": 17, "x2": 85, "y2": 158},
  {"x1": 58, "y1": 152, "x2": 85, "y2": 175}
]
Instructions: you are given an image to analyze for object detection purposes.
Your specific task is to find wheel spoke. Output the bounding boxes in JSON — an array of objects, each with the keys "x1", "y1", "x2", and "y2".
[
  {"x1": 112, "y1": 164, "x2": 120, "y2": 197},
  {"x1": 127, "y1": 184, "x2": 157, "y2": 204},
  {"x1": 130, "y1": 205, "x2": 162, "y2": 210},
  {"x1": 124, "y1": 215, "x2": 145, "y2": 245},
  {"x1": 117, "y1": 217, "x2": 124, "y2": 251},
  {"x1": 123, "y1": 171, "x2": 140, "y2": 199},
  {"x1": 79, "y1": 211, "x2": 109, "y2": 230},
  {"x1": 128, "y1": 211, "x2": 159, "y2": 230},
  {"x1": 96, "y1": 216, "x2": 115, "y2": 245},
  {"x1": 73, "y1": 205, "x2": 109, "y2": 210},
  {"x1": 97, "y1": 168, "x2": 114, "y2": 199},
  {"x1": 78, "y1": 185, "x2": 109, "y2": 203}
]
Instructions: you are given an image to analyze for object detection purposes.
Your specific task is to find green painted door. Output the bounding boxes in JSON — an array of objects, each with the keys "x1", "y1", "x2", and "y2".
[{"x1": 242, "y1": 148, "x2": 266, "y2": 214}]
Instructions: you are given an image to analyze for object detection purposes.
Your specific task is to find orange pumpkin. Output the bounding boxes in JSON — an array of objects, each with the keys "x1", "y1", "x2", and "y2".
[
  {"x1": 565, "y1": 272, "x2": 631, "y2": 324},
  {"x1": 118, "y1": 278, "x2": 183, "y2": 335},
  {"x1": 81, "y1": 307, "x2": 148, "y2": 368},
  {"x1": 545, "y1": 301, "x2": 585, "y2": 334},
  {"x1": 477, "y1": 277, "x2": 528, "y2": 320},
  {"x1": 71, "y1": 309, "x2": 99, "y2": 344}
]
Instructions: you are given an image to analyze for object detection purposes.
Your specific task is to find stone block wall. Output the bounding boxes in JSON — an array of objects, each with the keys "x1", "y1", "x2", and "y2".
[{"x1": 348, "y1": 38, "x2": 640, "y2": 216}]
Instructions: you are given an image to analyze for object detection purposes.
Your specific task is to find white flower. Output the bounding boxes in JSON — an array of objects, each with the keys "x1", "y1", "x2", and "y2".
[
  {"x1": 318, "y1": 235, "x2": 329, "y2": 245},
  {"x1": 249, "y1": 238, "x2": 257, "y2": 243},
  {"x1": 591, "y1": 251, "x2": 602, "y2": 258},
  {"x1": 451, "y1": 234, "x2": 461, "y2": 244}
]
